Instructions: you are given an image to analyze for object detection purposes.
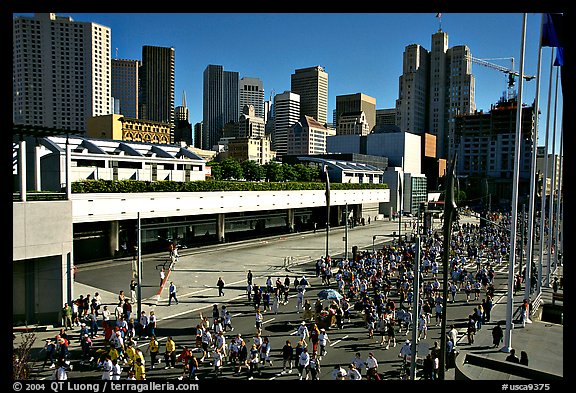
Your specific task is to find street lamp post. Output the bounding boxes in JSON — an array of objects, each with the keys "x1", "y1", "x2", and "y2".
[{"x1": 324, "y1": 165, "x2": 330, "y2": 260}]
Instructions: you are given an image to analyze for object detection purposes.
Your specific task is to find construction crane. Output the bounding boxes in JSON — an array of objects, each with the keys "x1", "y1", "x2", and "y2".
[{"x1": 467, "y1": 56, "x2": 535, "y2": 100}]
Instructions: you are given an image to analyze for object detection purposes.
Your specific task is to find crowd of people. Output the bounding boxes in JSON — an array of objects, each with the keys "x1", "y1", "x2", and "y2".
[{"x1": 44, "y1": 210, "x2": 543, "y2": 381}]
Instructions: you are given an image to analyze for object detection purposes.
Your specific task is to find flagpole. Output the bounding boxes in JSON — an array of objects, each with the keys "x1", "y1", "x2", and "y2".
[
  {"x1": 546, "y1": 66, "x2": 559, "y2": 278},
  {"x1": 502, "y1": 12, "x2": 527, "y2": 353},
  {"x1": 538, "y1": 47, "x2": 554, "y2": 290},
  {"x1": 523, "y1": 13, "x2": 545, "y2": 303},
  {"x1": 553, "y1": 123, "x2": 563, "y2": 270}
]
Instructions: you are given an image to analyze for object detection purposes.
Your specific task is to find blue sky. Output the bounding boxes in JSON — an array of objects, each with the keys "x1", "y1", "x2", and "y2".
[{"x1": 14, "y1": 12, "x2": 563, "y2": 150}]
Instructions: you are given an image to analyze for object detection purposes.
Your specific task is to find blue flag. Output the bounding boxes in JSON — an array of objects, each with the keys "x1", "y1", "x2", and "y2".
[{"x1": 541, "y1": 13, "x2": 563, "y2": 48}]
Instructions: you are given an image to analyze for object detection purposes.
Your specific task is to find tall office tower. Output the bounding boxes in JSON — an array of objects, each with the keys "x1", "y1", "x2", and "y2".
[
  {"x1": 290, "y1": 66, "x2": 328, "y2": 125},
  {"x1": 139, "y1": 45, "x2": 175, "y2": 130},
  {"x1": 396, "y1": 29, "x2": 475, "y2": 159},
  {"x1": 239, "y1": 77, "x2": 264, "y2": 119},
  {"x1": 111, "y1": 59, "x2": 140, "y2": 119},
  {"x1": 335, "y1": 93, "x2": 377, "y2": 131},
  {"x1": 13, "y1": 13, "x2": 111, "y2": 132},
  {"x1": 194, "y1": 122, "x2": 203, "y2": 149},
  {"x1": 395, "y1": 44, "x2": 430, "y2": 137},
  {"x1": 273, "y1": 91, "x2": 300, "y2": 157},
  {"x1": 203, "y1": 64, "x2": 239, "y2": 150}
]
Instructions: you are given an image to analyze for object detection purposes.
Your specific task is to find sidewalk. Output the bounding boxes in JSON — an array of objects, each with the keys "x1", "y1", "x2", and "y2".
[{"x1": 448, "y1": 265, "x2": 564, "y2": 380}]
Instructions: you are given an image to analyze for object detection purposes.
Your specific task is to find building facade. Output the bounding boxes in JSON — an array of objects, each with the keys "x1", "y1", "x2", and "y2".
[
  {"x1": 287, "y1": 115, "x2": 334, "y2": 156},
  {"x1": 203, "y1": 64, "x2": 239, "y2": 150},
  {"x1": 396, "y1": 29, "x2": 475, "y2": 159},
  {"x1": 139, "y1": 46, "x2": 175, "y2": 135},
  {"x1": 291, "y1": 66, "x2": 328, "y2": 125},
  {"x1": 273, "y1": 91, "x2": 300, "y2": 157},
  {"x1": 239, "y1": 77, "x2": 265, "y2": 119},
  {"x1": 335, "y1": 93, "x2": 376, "y2": 131},
  {"x1": 13, "y1": 13, "x2": 111, "y2": 132},
  {"x1": 111, "y1": 58, "x2": 140, "y2": 119},
  {"x1": 86, "y1": 114, "x2": 172, "y2": 144},
  {"x1": 337, "y1": 111, "x2": 372, "y2": 136}
]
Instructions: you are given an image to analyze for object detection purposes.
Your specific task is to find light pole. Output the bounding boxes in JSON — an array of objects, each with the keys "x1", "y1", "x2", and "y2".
[
  {"x1": 344, "y1": 203, "x2": 349, "y2": 260},
  {"x1": 324, "y1": 164, "x2": 330, "y2": 260}
]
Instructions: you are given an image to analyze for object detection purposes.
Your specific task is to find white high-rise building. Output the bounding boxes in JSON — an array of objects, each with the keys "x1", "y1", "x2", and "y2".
[
  {"x1": 291, "y1": 66, "x2": 328, "y2": 125},
  {"x1": 273, "y1": 91, "x2": 300, "y2": 157},
  {"x1": 13, "y1": 13, "x2": 111, "y2": 132}
]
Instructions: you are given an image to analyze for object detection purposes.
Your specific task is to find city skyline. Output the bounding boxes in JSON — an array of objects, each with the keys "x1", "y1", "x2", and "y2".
[{"x1": 12, "y1": 12, "x2": 563, "y2": 149}]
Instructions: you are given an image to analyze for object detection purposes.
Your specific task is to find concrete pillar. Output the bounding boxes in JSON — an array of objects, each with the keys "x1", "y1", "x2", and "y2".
[
  {"x1": 18, "y1": 140, "x2": 26, "y2": 201},
  {"x1": 34, "y1": 144, "x2": 42, "y2": 191},
  {"x1": 217, "y1": 213, "x2": 225, "y2": 242},
  {"x1": 66, "y1": 142, "x2": 71, "y2": 200},
  {"x1": 110, "y1": 221, "x2": 120, "y2": 257},
  {"x1": 287, "y1": 209, "x2": 295, "y2": 232}
]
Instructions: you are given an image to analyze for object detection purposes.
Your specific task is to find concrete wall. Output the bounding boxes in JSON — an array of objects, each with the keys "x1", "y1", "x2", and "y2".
[
  {"x1": 13, "y1": 201, "x2": 73, "y2": 325},
  {"x1": 71, "y1": 189, "x2": 390, "y2": 224}
]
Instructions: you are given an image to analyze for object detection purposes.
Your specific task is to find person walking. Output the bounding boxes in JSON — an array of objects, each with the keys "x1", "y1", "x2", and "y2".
[
  {"x1": 506, "y1": 348, "x2": 520, "y2": 363},
  {"x1": 308, "y1": 352, "x2": 321, "y2": 380},
  {"x1": 130, "y1": 279, "x2": 137, "y2": 304},
  {"x1": 164, "y1": 336, "x2": 177, "y2": 369},
  {"x1": 365, "y1": 352, "x2": 380, "y2": 380},
  {"x1": 159, "y1": 267, "x2": 166, "y2": 287},
  {"x1": 520, "y1": 351, "x2": 529, "y2": 366},
  {"x1": 247, "y1": 270, "x2": 253, "y2": 286},
  {"x1": 281, "y1": 340, "x2": 294, "y2": 374},
  {"x1": 146, "y1": 335, "x2": 160, "y2": 368},
  {"x1": 148, "y1": 311, "x2": 157, "y2": 338},
  {"x1": 168, "y1": 282, "x2": 179, "y2": 305},
  {"x1": 61, "y1": 303, "x2": 73, "y2": 331},
  {"x1": 297, "y1": 347, "x2": 310, "y2": 380},
  {"x1": 134, "y1": 357, "x2": 146, "y2": 380},
  {"x1": 217, "y1": 277, "x2": 225, "y2": 297},
  {"x1": 318, "y1": 328, "x2": 330, "y2": 357},
  {"x1": 491, "y1": 322, "x2": 504, "y2": 348}
]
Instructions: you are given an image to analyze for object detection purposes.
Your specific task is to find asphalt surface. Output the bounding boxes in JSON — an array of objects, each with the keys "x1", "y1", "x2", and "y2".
[{"x1": 13, "y1": 216, "x2": 565, "y2": 385}]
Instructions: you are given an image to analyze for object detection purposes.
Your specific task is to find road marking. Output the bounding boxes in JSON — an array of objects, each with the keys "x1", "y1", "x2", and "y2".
[
  {"x1": 330, "y1": 335, "x2": 348, "y2": 346},
  {"x1": 263, "y1": 318, "x2": 275, "y2": 325}
]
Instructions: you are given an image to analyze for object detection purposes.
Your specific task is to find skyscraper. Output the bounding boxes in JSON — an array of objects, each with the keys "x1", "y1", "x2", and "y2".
[
  {"x1": 273, "y1": 91, "x2": 300, "y2": 157},
  {"x1": 13, "y1": 13, "x2": 111, "y2": 132},
  {"x1": 139, "y1": 45, "x2": 175, "y2": 130},
  {"x1": 203, "y1": 64, "x2": 239, "y2": 150},
  {"x1": 112, "y1": 58, "x2": 140, "y2": 119},
  {"x1": 174, "y1": 91, "x2": 192, "y2": 146},
  {"x1": 396, "y1": 29, "x2": 475, "y2": 158},
  {"x1": 290, "y1": 66, "x2": 328, "y2": 125},
  {"x1": 239, "y1": 77, "x2": 265, "y2": 119}
]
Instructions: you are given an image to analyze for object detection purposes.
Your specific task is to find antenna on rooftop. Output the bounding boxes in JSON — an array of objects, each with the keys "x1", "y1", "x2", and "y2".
[
  {"x1": 115, "y1": 47, "x2": 118, "y2": 59},
  {"x1": 436, "y1": 13, "x2": 442, "y2": 31}
]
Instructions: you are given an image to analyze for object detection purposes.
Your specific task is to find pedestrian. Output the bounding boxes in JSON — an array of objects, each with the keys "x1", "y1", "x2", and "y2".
[
  {"x1": 248, "y1": 344, "x2": 260, "y2": 380},
  {"x1": 168, "y1": 282, "x2": 179, "y2": 305},
  {"x1": 255, "y1": 308, "x2": 263, "y2": 334},
  {"x1": 101, "y1": 354, "x2": 113, "y2": 379},
  {"x1": 148, "y1": 311, "x2": 157, "y2": 338},
  {"x1": 235, "y1": 340, "x2": 248, "y2": 376},
  {"x1": 297, "y1": 347, "x2": 310, "y2": 380},
  {"x1": 318, "y1": 328, "x2": 330, "y2": 357},
  {"x1": 222, "y1": 306, "x2": 234, "y2": 332},
  {"x1": 123, "y1": 299, "x2": 132, "y2": 321},
  {"x1": 159, "y1": 267, "x2": 166, "y2": 287},
  {"x1": 134, "y1": 357, "x2": 146, "y2": 380},
  {"x1": 365, "y1": 352, "x2": 380, "y2": 380},
  {"x1": 111, "y1": 358, "x2": 122, "y2": 380},
  {"x1": 138, "y1": 311, "x2": 148, "y2": 339},
  {"x1": 347, "y1": 363, "x2": 362, "y2": 380},
  {"x1": 146, "y1": 335, "x2": 160, "y2": 368},
  {"x1": 491, "y1": 322, "x2": 503, "y2": 348},
  {"x1": 213, "y1": 348, "x2": 223, "y2": 377},
  {"x1": 164, "y1": 336, "x2": 176, "y2": 368},
  {"x1": 506, "y1": 348, "x2": 520, "y2": 363},
  {"x1": 308, "y1": 352, "x2": 321, "y2": 380},
  {"x1": 520, "y1": 350, "x2": 529, "y2": 366},
  {"x1": 297, "y1": 321, "x2": 309, "y2": 347},
  {"x1": 247, "y1": 270, "x2": 253, "y2": 286},
  {"x1": 520, "y1": 299, "x2": 529, "y2": 328},
  {"x1": 43, "y1": 339, "x2": 57, "y2": 369},
  {"x1": 351, "y1": 352, "x2": 365, "y2": 376},
  {"x1": 217, "y1": 276, "x2": 225, "y2": 297},
  {"x1": 130, "y1": 279, "x2": 137, "y2": 304},
  {"x1": 423, "y1": 354, "x2": 434, "y2": 380},
  {"x1": 52, "y1": 359, "x2": 68, "y2": 380},
  {"x1": 61, "y1": 303, "x2": 73, "y2": 331},
  {"x1": 281, "y1": 339, "x2": 293, "y2": 374}
]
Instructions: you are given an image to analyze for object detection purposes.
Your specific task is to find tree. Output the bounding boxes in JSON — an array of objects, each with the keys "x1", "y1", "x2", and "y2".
[
  {"x1": 241, "y1": 160, "x2": 265, "y2": 182},
  {"x1": 282, "y1": 164, "x2": 299, "y2": 182},
  {"x1": 294, "y1": 163, "x2": 313, "y2": 182},
  {"x1": 13, "y1": 332, "x2": 35, "y2": 380},
  {"x1": 263, "y1": 161, "x2": 283, "y2": 182},
  {"x1": 220, "y1": 158, "x2": 243, "y2": 180}
]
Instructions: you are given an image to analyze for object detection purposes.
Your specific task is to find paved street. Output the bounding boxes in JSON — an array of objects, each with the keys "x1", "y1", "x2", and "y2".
[{"x1": 15, "y1": 216, "x2": 563, "y2": 383}]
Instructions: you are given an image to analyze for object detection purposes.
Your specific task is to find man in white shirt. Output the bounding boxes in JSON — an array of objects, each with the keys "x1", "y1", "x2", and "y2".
[
  {"x1": 298, "y1": 347, "x2": 310, "y2": 380},
  {"x1": 297, "y1": 321, "x2": 309, "y2": 346},
  {"x1": 365, "y1": 352, "x2": 379, "y2": 380}
]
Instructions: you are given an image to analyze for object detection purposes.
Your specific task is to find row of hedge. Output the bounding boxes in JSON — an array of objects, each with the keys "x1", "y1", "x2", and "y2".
[{"x1": 71, "y1": 179, "x2": 389, "y2": 193}]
